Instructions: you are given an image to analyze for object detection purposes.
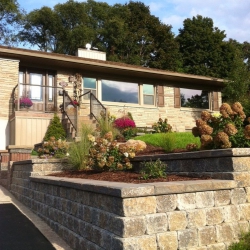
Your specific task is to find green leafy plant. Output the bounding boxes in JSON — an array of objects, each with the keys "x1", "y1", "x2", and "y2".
[
  {"x1": 44, "y1": 113, "x2": 66, "y2": 141},
  {"x1": 192, "y1": 102, "x2": 250, "y2": 149},
  {"x1": 68, "y1": 123, "x2": 95, "y2": 170},
  {"x1": 37, "y1": 136, "x2": 69, "y2": 158},
  {"x1": 140, "y1": 159, "x2": 167, "y2": 180},
  {"x1": 228, "y1": 231, "x2": 250, "y2": 250},
  {"x1": 152, "y1": 118, "x2": 172, "y2": 133}
]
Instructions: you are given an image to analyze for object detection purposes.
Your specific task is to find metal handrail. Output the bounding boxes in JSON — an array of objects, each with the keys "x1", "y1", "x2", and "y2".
[
  {"x1": 61, "y1": 90, "x2": 77, "y2": 136},
  {"x1": 90, "y1": 92, "x2": 106, "y2": 120}
]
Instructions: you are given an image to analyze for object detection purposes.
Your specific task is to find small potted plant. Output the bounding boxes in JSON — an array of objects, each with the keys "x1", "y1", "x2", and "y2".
[{"x1": 20, "y1": 97, "x2": 33, "y2": 108}]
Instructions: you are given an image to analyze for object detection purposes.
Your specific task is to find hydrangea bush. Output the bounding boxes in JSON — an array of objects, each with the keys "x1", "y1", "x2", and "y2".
[
  {"x1": 192, "y1": 102, "x2": 250, "y2": 149},
  {"x1": 152, "y1": 118, "x2": 172, "y2": 133},
  {"x1": 87, "y1": 131, "x2": 144, "y2": 171},
  {"x1": 38, "y1": 136, "x2": 69, "y2": 158}
]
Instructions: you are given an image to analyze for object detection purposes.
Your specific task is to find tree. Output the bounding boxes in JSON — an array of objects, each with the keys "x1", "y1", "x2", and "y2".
[
  {"x1": 0, "y1": 0, "x2": 24, "y2": 45},
  {"x1": 18, "y1": 0, "x2": 180, "y2": 70},
  {"x1": 101, "y1": 1, "x2": 180, "y2": 70},
  {"x1": 18, "y1": 7, "x2": 59, "y2": 51},
  {"x1": 176, "y1": 15, "x2": 236, "y2": 78}
]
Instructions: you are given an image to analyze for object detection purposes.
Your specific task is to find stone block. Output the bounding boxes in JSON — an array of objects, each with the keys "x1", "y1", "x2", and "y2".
[
  {"x1": 223, "y1": 205, "x2": 240, "y2": 222},
  {"x1": 112, "y1": 216, "x2": 146, "y2": 237},
  {"x1": 168, "y1": 211, "x2": 187, "y2": 231},
  {"x1": 156, "y1": 194, "x2": 177, "y2": 212},
  {"x1": 198, "y1": 226, "x2": 217, "y2": 246},
  {"x1": 177, "y1": 193, "x2": 196, "y2": 210},
  {"x1": 206, "y1": 207, "x2": 224, "y2": 225},
  {"x1": 122, "y1": 197, "x2": 156, "y2": 216},
  {"x1": 145, "y1": 213, "x2": 167, "y2": 234},
  {"x1": 240, "y1": 204, "x2": 250, "y2": 220},
  {"x1": 214, "y1": 190, "x2": 231, "y2": 206},
  {"x1": 157, "y1": 231, "x2": 178, "y2": 250},
  {"x1": 196, "y1": 191, "x2": 214, "y2": 208},
  {"x1": 112, "y1": 235, "x2": 157, "y2": 250},
  {"x1": 231, "y1": 188, "x2": 247, "y2": 204},
  {"x1": 178, "y1": 229, "x2": 198, "y2": 248},
  {"x1": 187, "y1": 209, "x2": 206, "y2": 228},
  {"x1": 216, "y1": 223, "x2": 234, "y2": 243}
]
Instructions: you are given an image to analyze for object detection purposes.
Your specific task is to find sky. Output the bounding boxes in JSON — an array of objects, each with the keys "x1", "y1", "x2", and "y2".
[{"x1": 18, "y1": 0, "x2": 250, "y2": 43}]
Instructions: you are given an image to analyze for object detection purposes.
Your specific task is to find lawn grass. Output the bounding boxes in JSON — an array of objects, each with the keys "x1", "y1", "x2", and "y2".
[{"x1": 135, "y1": 132, "x2": 201, "y2": 152}]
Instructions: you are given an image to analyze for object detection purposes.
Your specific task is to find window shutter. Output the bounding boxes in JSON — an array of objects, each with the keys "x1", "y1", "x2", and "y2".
[
  {"x1": 157, "y1": 85, "x2": 164, "y2": 107},
  {"x1": 212, "y1": 92, "x2": 219, "y2": 111},
  {"x1": 174, "y1": 88, "x2": 180, "y2": 108}
]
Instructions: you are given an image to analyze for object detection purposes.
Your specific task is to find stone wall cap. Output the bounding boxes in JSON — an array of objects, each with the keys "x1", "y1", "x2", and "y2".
[
  {"x1": 29, "y1": 176, "x2": 237, "y2": 198},
  {"x1": 132, "y1": 148, "x2": 250, "y2": 162}
]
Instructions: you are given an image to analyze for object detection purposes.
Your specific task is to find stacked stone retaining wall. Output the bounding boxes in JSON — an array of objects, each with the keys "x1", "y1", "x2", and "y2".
[{"x1": 7, "y1": 153, "x2": 250, "y2": 250}]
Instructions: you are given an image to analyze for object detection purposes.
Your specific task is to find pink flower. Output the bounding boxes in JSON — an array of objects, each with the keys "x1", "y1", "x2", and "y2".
[{"x1": 114, "y1": 117, "x2": 136, "y2": 129}]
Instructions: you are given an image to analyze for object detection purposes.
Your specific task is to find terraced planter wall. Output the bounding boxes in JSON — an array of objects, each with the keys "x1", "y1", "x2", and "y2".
[
  {"x1": 6, "y1": 149, "x2": 250, "y2": 250},
  {"x1": 132, "y1": 148, "x2": 250, "y2": 187}
]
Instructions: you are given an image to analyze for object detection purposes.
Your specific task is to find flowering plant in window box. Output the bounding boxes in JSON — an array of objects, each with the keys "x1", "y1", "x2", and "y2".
[{"x1": 20, "y1": 97, "x2": 33, "y2": 108}]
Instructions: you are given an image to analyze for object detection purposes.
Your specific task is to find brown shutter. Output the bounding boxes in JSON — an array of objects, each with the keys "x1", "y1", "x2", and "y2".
[
  {"x1": 174, "y1": 88, "x2": 180, "y2": 108},
  {"x1": 157, "y1": 85, "x2": 164, "y2": 107},
  {"x1": 212, "y1": 92, "x2": 219, "y2": 111}
]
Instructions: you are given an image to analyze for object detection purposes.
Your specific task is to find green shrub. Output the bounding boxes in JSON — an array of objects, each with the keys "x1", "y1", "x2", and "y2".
[
  {"x1": 44, "y1": 113, "x2": 66, "y2": 141},
  {"x1": 152, "y1": 118, "x2": 172, "y2": 133},
  {"x1": 192, "y1": 102, "x2": 250, "y2": 149},
  {"x1": 68, "y1": 123, "x2": 95, "y2": 170},
  {"x1": 140, "y1": 159, "x2": 167, "y2": 180},
  {"x1": 228, "y1": 231, "x2": 250, "y2": 250}
]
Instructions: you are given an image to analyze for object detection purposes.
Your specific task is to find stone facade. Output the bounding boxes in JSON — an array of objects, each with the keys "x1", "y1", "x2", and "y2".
[{"x1": 3, "y1": 152, "x2": 250, "y2": 250}]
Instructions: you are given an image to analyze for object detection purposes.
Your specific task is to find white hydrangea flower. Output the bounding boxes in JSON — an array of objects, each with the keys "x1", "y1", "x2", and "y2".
[{"x1": 124, "y1": 152, "x2": 129, "y2": 157}]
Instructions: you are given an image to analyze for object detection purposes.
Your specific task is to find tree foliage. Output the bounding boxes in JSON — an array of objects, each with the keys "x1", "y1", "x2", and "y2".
[
  {"x1": 176, "y1": 15, "x2": 236, "y2": 78},
  {"x1": 0, "y1": 0, "x2": 24, "y2": 45},
  {"x1": 18, "y1": 0, "x2": 180, "y2": 70}
]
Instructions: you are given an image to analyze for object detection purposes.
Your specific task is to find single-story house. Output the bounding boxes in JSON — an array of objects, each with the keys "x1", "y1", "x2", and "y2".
[{"x1": 0, "y1": 45, "x2": 224, "y2": 150}]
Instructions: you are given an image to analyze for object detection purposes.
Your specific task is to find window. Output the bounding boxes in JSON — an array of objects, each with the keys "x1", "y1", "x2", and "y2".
[
  {"x1": 18, "y1": 69, "x2": 56, "y2": 111},
  {"x1": 101, "y1": 80, "x2": 138, "y2": 104},
  {"x1": 82, "y1": 77, "x2": 156, "y2": 105},
  {"x1": 143, "y1": 84, "x2": 154, "y2": 105},
  {"x1": 30, "y1": 73, "x2": 43, "y2": 101},
  {"x1": 180, "y1": 88, "x2": 209, "y2": 109},
  {"x1": 83, "y1": 77, "x2": 96, "y2": 99}
]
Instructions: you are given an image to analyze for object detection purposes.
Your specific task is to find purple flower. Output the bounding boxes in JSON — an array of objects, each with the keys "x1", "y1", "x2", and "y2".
[{"x1": 20, "y1": 97, "x2": 33, "y2": 107}]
